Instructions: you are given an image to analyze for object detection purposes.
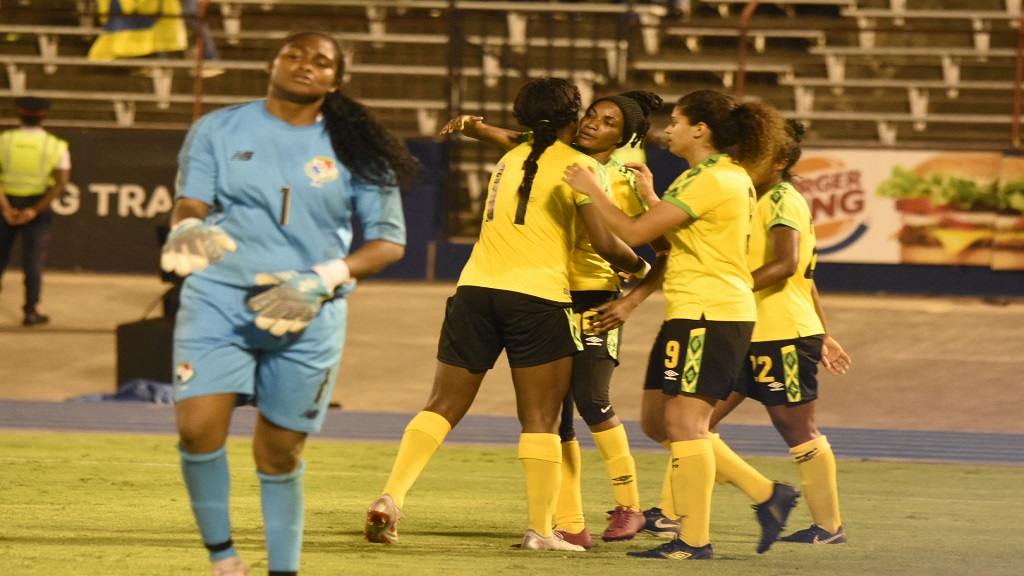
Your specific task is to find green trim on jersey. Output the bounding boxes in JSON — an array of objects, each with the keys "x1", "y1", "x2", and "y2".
[
  {"x1": 660, "y1": 154, "x2": 756, "y2": 322},
  {"x1": 749, "y1": 181, "x2": 824, "y2": 341}
]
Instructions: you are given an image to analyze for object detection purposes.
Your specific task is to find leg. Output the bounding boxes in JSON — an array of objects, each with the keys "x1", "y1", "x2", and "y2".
[
  {"x1": 366, "y1": 362, "x2": 487, "y2": 544},
  {"x1": 511, "y1": 357, "x2": 573, "y2": 539},
  {"x1": 253, "y1": 414, "x2": 308, "y2": 576},
  {"x1": 769, "y1": 401, "x2": 845, "y2": 539},
  {"x1": 0, "y1": 216, "x2": 18, "y2": 290},
  {"x1": 664, "y1": 393, "x2": 716, "y2": 548},
  {"x1": 19, "y1": 208, "x2": 53, "y2": 317},
  {"x1": 553, "y1": 388, "x2": 588, "y2": 542},
  {"x1": 176, "y1": 394, "x2": 241, "y2": 565}
]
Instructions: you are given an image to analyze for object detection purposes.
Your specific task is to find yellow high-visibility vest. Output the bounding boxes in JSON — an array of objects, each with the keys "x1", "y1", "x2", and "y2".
[{"x1": 0, "y1": 129, "x2": 68, "y2": 197}]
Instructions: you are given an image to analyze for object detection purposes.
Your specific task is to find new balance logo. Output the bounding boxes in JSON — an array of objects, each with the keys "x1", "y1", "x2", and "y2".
[
  {"x1": 231, "y1": 151, "x2": 254, "y2": 161},
  {"x1": 664, "y1": 369, "x2": 679, "y2": 381}
]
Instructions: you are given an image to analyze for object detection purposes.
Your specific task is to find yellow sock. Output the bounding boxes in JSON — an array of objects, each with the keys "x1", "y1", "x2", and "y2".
[
  {"x1": 593, "y1": 425, "x2": 640, "y2": 510},
  {"x1": 710, "y1": 432, "x2": 774, "y2": 504},
  {"x1": 554, "y1": 440, "x2": 585, "y2": 532},
  {"x1": 791, "y1": 435, "x2": 842, "y2": 533},
  {"x1": 670, "y1": 439, "x2": 714, "y2": 547},
  {"x1": 519, "y1": 433, "x2": 562, "y2": 537},
  {"x1": 659, "y1": 440, "x2": 677, "y2": 518},
  {"x1": 382, "y1": 411, "x2": 451, "y2": 509}
]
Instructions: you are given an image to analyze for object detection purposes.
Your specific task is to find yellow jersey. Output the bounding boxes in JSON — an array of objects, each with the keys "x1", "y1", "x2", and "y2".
[
  {"x1": 569, "y1": 156, "x2": 647, "y2": 291},
  {"x1": 458, "y1": 140, "x2": 595, "y2": 303},
  {"x1": 660, "y1": 154, "x2": 756, "y2": 321},
  {"x1": 749, "y1": 181, "x2": 824, "y2": 341}
]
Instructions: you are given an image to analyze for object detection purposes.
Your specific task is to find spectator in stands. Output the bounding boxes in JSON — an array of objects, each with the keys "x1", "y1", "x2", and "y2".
[
  {"x1": 563, "y1": 90, "x2": 796, "y2": 560},
  {"x1": 0, "y1": 96, "x2": 70, "y2": 327},
  {"x1": 161, "y1": 31, "x2": 418, "y2": 576}
]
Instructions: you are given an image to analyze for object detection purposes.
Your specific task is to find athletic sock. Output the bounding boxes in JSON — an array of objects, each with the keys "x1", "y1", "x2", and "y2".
[
  {"x1": 710, "y1": 432, "x2": 774, "y2": 504},
  {"x1": 593, "y1": 425, "x2": 640, "y2": 510},
  {"x1": 382, "y1": 410, "x2": 452, "y2": 509},
  {"x1": 179, "y1": 445, "x2": 236, "y2": 562},
  {"x1": 258, "y1": 462, "x2": 305, "y2": 574},
  {"x1": 670, "y1": 439, "x2": 714, "y2": 547},
  {"x1": 554, "y1": 439, "x2": 585, "y2": 532},
  {"x1": 791, "y1": 435, "x2": 842, "y2": 533},
  {"x1": 519, "y1": 432, "x2": 562, "y2": 537},
  {"x1": 658, "y1": 440, "x2": 678, "y2": 518}
]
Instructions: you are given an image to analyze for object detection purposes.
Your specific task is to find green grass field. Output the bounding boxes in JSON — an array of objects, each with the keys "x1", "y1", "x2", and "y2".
[{"x1": 1, "y1": 430, "x2": 1020, "y2": 576}]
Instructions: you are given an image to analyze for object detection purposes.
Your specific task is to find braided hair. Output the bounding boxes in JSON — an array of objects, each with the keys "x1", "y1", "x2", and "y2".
[
  {"x1": 278, "y1": 32, "x2": 420, "y2": 190},
  {"x1": 510, "y1": 78, "x2": 582, "y2": 224}
]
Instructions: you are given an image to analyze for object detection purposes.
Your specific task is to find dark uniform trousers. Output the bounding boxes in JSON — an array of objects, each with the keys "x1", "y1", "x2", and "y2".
[{"x1": 0, "y1": 194, "x2": 55, "y2": 314}]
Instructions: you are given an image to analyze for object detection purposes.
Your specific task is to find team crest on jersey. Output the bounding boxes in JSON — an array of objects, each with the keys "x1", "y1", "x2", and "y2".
[
  {"x1": 305, "y1": 156, "x2": 339, "y2": 188},
  {"x1": 175, "y1": 362, "x2": 195, "y2": 385}
]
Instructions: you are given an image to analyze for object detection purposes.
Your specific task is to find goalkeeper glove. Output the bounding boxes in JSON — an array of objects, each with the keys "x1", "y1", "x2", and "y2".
[
  {"x1": 246, "y1": 260, "x2": 350, "y2": 336},
  {"x1": 160, "y1": 218, "x2": 237, "y2": 277}
]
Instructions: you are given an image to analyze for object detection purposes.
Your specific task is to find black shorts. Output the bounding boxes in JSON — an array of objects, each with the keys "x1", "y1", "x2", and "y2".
[
  {"x1": 437, "y1": 286, "x2": 582, "y2": 371},
  {"x1": 737, "y1": 335, "x2": 823, "y2": 407},
  {"x1": 643, "y1": 318, "x2": 754, "y2": 401},
  {"x1": 572, "y1": 290, "x2": 620, "y2": 366}
]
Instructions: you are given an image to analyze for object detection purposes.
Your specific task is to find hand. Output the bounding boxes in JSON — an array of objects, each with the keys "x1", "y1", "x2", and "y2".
[
  {"x1": 587, "y1": 298, "x2": 639, "y2": 334},
  {"x1": 246, "y1": 270, "x2": 332, "y2": 336},
  {"x1": 1, "y1": 206, "x2": 17, "y2": 225},
  {"x1": 12, "y1": 207, "x2": 38, "y2": 225},
  {"x1": 820, "y1": 335, "x2": 851, "y2": 375},
  {"x1": 562, "y1": 162, "x2": 602, "y2": 197},
  {"x1": 623, "y1": 162, "x2": 658, "y2": 206},
  {"x1": 617, "y1": 258, "x2": 651, "y2": 283},
  {"x1": 439, "y1": 115, "x2": 484, "y2": 135},
  {"x1": 160, "y1": 218, "x2": 237, "y2": 277}
]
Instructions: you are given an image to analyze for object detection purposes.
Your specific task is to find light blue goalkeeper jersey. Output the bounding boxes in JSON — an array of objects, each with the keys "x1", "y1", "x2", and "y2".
[{"x1": 175, "y1": 100, "x2": 406, "y2": 291}]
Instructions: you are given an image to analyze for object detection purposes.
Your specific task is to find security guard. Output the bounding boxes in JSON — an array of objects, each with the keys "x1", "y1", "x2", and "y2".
[{"x1": 0, "y1": 97, "x2": 70, "y2": 326}]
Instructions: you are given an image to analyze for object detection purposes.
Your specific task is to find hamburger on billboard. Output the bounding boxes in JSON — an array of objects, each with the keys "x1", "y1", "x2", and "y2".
[
  {"x1": 993, "y1": 154, "x2": 1024, "y2": 270},
  {"x1": 876, "y1": 152, "x2": 1001, "y2": 267}
]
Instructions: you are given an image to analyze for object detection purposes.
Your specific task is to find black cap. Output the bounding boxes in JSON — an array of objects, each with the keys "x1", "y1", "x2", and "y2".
[{"x1": 15, "y1": 97, "x2": 51, "y2": 116}]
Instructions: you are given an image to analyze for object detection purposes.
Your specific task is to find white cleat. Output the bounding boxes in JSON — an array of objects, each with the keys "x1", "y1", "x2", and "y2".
[
  {"x1": 365, "y1": 493, "x2": 403, "y2": 544},
  {"x1": 520, "y1": 529, "x2": 586, "y2": 551}
]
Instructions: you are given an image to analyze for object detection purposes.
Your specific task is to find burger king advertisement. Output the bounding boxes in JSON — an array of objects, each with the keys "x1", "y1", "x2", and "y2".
[{"x1": 792, "y1": 149, "x2": 1024, "y2": 271}]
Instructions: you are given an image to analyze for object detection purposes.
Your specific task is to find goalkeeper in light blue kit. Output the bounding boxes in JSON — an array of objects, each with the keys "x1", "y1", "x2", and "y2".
[{"x1": 160, "y1": 32, "x2": 419, "y2": 576}]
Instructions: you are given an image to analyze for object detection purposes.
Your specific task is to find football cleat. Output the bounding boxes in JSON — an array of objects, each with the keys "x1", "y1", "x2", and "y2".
[
  {"x1": 520, "y1": 529, "x2": 586, "y2": 551},
  {"x1": 553, "y1": 527, "x2": 594, "y2": 549},
  {"x1": 602, "y1": 506, "x2": 646, "y2": 542},
  {"x1": 779, "y1": 524, "x2": 848, "y2": 544},
  {"x1": 753, "y1": 482, "x2": 801, "y2": 554},
  {"x1": 626, "y1": 537, "x2": 713, "y2": 560},
  {"x1": 640, "y1": 507, "x2": 681, "y2": 538},
  {"x1": 365, "y1": 494, "x2": 403, "y2": 544}
]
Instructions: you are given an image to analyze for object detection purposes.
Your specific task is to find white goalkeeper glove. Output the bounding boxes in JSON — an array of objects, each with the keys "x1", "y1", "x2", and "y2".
[
  {"x1": 160, "y1": 218, "x2": 237, "y2": 277},
  {"x1": 246, "y1": 259, "x2": 351, "y2": 336}
]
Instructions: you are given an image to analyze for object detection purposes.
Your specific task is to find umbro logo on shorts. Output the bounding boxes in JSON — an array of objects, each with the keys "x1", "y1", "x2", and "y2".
[
  {"x1": 664, "y1": 369, "x2": 679, "y2": 381},
  {"x1": 585, "y1": 336, "x2": 603, "y2": 346},
  {"x1": 768, "y1": 381, "x2": 785, "y2": 392}
]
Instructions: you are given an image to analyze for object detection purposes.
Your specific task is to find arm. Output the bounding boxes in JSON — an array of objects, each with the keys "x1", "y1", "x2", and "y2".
[
  {"x1": 16, "y1": 167, "x2": 69, "y2": 225},
  {"x1": 439, "y1": 115, "x2": 521, "y2": 152},
  {"x1": 340, "y1": 238, "x2": 404, "y2": 280},
  {"x1": 751, "y1": 225, "x2": 800, "y2": 292},
  {"x1": 169, "y1": 196, "x2": 212, "y2": 225},
  {"x1": 589, "y1": 235, "x2": 671, "y2": 334},
  {"x1": 0, "y1": 181, "x2": 16, "y2": 225},
  {"x1": 579, "y1": 203, "x2": 646, "y2": 276},
  {"x1": 624, "y1": 162, "x2": 659, "y2": 207},
  {"x1": 812, "y1": 282, "x2": 851, "y2": 375},
  {"x1": 564, "y1": 162, "x2": 688, "y2": 247}
]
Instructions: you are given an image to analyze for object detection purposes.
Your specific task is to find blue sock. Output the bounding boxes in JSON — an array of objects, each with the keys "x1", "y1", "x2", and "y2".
[
  {"x1": 179, "y1": 445, "x2": 236, "y2": 562},
  {"x1": 258, "y1": 462, "x2": 305, "y2": 573}
]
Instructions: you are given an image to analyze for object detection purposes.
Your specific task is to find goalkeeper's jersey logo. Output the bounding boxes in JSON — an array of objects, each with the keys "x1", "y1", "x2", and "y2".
[{"x1": 305, "y1": 156, "x2": 339, "y2": 188}]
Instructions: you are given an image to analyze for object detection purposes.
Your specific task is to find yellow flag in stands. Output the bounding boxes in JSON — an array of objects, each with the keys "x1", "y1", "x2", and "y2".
[{"x1": 88, "y1": 0, "x2": 187, "y2": 60}]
